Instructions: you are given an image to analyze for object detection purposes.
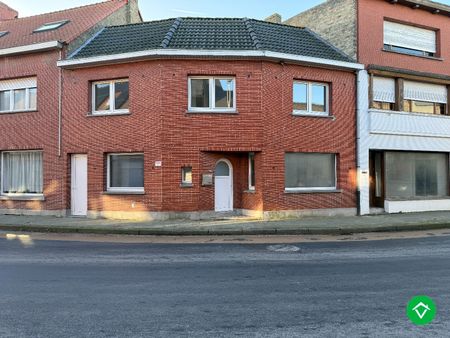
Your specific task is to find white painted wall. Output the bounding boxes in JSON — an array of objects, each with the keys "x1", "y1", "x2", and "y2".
[{"x1": 357, "y1": 70, "x2": 450, "y2": 215}]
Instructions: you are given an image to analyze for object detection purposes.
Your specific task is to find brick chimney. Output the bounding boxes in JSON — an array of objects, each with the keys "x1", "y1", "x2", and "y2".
[
  {"x1": 265, "y1": 13, "x2": 282, "y2": 24},
  {"x1": 0, "y1": 1, "x2": 18, "y2": 20}
]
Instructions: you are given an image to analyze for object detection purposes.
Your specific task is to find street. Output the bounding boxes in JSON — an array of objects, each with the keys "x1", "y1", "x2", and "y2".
[{"x1": 1, "y1": 233, "x2": 450, "y2": 337}]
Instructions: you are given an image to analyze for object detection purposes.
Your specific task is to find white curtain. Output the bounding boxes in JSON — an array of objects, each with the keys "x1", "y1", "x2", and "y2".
[
  {"x1": 0, "y1": 77, "x2": 36, "y2": 91},
  {"x1": 373, "y1": 77, "x2": 396, "y2": 103},
  {"x1": 384, "y1": 21, "x2": 436, "y2": 53},
  {"x1": 404, "y1": 81, "x2": 447, "y2": 103},
  {"x1": 2, "y1": 152, "x2": 43, "y2": 194}
]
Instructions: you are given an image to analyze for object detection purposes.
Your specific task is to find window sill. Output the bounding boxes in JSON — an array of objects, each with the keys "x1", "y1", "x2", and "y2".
[
  {"x1": 88, "y1": 111, "x2": 131, "y2": 117},
  {"x1": 369, "y1": 108, "x2": 450, "y2": 119},
  {"x1": 381, "y1": 48, "x2": 444, "y2": 61},
  {"x1": 186, "y1": 110, "x2": 239, "y2": 115},
  {"x1": 386, "y1": 196, "x2": 450, "y2": 201},
  {"x1": 0, "y1": 109, "x2": 37, "y2": 115},
  {"x1": 285, "y1": 189, "x2": 342, "y2": 194},
  {"x1": 292, "y1": 112, "x2": 335, "y2": 119},
  {"x1": 180, "y1": 183, "x2": 193, "y2": 188},
  {"x1": 0, "y1": 194, "x2": 45, "y2": 201},
  {"x1": 103, "y1": 190, "x2": 145, "y2": 195},
  {"x1": 244, "y1": 189, "x2": 256, "y2": 194}
]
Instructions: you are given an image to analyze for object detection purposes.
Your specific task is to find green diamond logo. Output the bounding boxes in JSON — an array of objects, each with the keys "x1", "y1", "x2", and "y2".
[{"x1": 407, "y1": 295, "x2": 436, "y2": 325}]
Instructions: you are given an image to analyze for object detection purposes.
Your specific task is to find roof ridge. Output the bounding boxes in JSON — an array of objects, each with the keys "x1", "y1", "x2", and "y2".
[
  {"x1": 303, "y1": 27, "x2": 353, "y2": 61},
  {"x1": 11, "y1": 0, "x2": 123, "y2": 20},
  {"x1": 160, "y1": 18, "x2": 182, "y2": 48},
  {"x1": 103, "y1": 17, "x2": 176, "y2": 29},
  {"x1": 243, "y1": 18, "x2": 262, "y2": 50}
]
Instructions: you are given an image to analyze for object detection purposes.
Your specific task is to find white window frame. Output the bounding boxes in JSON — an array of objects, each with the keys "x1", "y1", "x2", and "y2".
[
  {"x1": 293, "y1": 81, "x2": 329, "y2": 117},
  {"x1": 0, "y1": 87, "x2": 37, "y2": 113},
  {"x1": 188, "y1": 76, "x2": 236, "y2": 112},
  {"x1": 284, "y1": 153, "x2": 337, "y2": 192},
  {"x1": 92, "y1": 79, "x2": 129, "y2": 115},
  {"x1": 106, "y1": 153, "x2": 144, "y2": 193},
  {"x1": 181, "y1": 166, "x2": 193, "y2": 185},
  {"x1": 34, "y1": 20, "x2": 68, "y2": 33},
  {"x1": 248, "y1": 153, "x2": 255, "y2": 191},
  {"x1": 0, "y1": 150, "x2": 44, "y2": 197}
]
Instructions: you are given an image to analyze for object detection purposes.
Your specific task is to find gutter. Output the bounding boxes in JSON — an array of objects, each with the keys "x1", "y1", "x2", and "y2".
[
  {"x1": 0, "y1": 41, "x2": 63, "y2": 57},
  {"x1": 57, "y1": 49, "x2": 364, "y2": 71}
]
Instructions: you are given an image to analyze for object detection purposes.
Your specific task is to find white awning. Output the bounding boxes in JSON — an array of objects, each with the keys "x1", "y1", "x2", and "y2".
[
  {"x1": 373, "y1": 76, "x2": 395, "y2": 103},
  {"x1": 0, "y1": 77, "x2": 37, "y2": 91},
  {"x1": 384, "y1": 21, "x2": 436, "y2": 54},
  {"x1": 404, "y1": 80, "x2": 447, "y2": 103}
]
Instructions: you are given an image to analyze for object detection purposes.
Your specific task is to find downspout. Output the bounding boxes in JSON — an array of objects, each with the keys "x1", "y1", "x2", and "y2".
[
  {"x1": 58, "y1": 48, "x2": 63, "y2": 157},
  {"x1": 355, "y1": 70, "x2": 361, "y2": 216}
]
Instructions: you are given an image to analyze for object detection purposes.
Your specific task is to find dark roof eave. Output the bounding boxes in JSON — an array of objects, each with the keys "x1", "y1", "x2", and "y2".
[{"x1": 57, "y1": 49, "x2": 364, "y2": 71}]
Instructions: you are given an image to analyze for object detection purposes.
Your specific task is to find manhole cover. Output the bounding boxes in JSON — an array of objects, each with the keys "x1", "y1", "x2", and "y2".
[{"x1": 267, "y1": 244, "x2": 300, "y2": 252}]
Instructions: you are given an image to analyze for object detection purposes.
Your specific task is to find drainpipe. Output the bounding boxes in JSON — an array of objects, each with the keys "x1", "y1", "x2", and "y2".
[{"x1": 58, "y1": 48, "x2": 63, "y2": 157}]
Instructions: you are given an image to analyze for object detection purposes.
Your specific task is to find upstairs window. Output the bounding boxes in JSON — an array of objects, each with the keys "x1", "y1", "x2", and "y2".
[
  {"x1": 293, "y1": 81, "x2": 329, "y2": 116},
  {"x1": 188, "y1": 77, "x2": 235, "y2": 112},
  {"x1": 92, "y1": 79, "x2": 129, "y2": 115},
  {"x1": 0, "y1": 77, "x2": 37, "y2": 113},
  {"x1": 403, "y1": 80, "x2": 447, "y2": 115},
  {"x1": 34, "y1": 20, "x2": 69, "y2": 33},
  {"x1": 372, "y1": 76, "x2": 395, "y2": 111},
  {"x1": 383, "y1": 21, "x2": 437, "y2": 57}
]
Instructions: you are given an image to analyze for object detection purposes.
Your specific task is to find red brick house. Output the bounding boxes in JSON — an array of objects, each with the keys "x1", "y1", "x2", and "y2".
[
  {"x1": 0, "y1": 0, "x2": 141, "y2": 216},
  {"x1": 58, "y1": 18, "x2": 363, "y2": 220},
  {"x1": 286, "y1": 0, "x2": 450, "y2": 215}
]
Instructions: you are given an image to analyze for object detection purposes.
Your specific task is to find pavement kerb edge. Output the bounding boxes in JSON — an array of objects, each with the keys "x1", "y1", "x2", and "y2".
[{"x1": 2, "y1": 222, "x2": 450, "y2": 236}]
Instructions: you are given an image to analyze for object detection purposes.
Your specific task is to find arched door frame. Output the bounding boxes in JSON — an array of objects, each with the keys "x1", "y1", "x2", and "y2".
[{"x1": 214, "y1": 158, "x2": 233, "y2": 211}]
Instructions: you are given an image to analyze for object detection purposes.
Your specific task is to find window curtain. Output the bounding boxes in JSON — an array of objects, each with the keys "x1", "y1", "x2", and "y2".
[
  {"x1": 403, "y1": 81, "x2": 447, "y2": 103},
  {"x1": 2, "y1": 152, "x2": 43, "y2": 194},
  {"x1": 373, "y1": 77, "x2": 395, "y2": 103},
  {"x1": 383, "y1": 21, "x2": 436, "y2": 53}
]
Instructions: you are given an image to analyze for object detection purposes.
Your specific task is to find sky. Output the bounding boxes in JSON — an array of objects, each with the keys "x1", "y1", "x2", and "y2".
[{"x1": 3, "y1": 0, "x2": 329, "y2": 21}]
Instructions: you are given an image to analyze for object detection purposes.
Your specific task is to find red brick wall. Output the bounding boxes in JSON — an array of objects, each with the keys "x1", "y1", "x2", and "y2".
[
  {"x1": 0, "y1": 50, "x2": 64, "y2": 212},
  {"x1": 261, "y1": 62, "x2": 357, "y2": 211},
  {"x1": 62, "y1": 58, "x2": 357, "y2": 213},
  {"x1": 358, "y1": 0, "x2": 450, "y2": 75}
]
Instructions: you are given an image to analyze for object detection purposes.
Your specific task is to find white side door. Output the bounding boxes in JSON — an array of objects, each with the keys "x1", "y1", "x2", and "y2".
[
  {"x1": 71, "y1": 154, "x2": 88, "y2": 216},
  {"x1": 214, "y1": 160, "x2": 233, "y2": 212}
]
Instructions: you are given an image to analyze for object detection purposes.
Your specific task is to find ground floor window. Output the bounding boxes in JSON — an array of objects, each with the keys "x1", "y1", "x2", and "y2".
[
  {"x1": 107, "y1": 153, "x2": 144, "y2": 192},
  {"x1": 385, "y1": 152, "x2": 448, "y2": 199},
  {"x1": 1, "y1": 151, "x2": 43, "y2": 195},
  {"x1": 285, "y1": 153, "x2": 336, "y2": 191},
  {"x1": 181, "y1": 166, "x2": 192, "y2": 185},
  {"x1": 248, "y1": 153, "x2": 255, "y2": 190}
]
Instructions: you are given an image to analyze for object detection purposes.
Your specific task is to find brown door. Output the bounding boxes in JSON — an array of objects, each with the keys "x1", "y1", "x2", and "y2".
[{"x1": 369, "y1": 151, "x2": 384, "y2": 208}]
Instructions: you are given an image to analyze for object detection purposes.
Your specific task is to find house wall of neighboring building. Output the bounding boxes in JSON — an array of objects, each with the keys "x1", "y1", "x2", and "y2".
[
  {"x1": 356, "y1": 0, "x2": 450, "y2": 215},
  {"x1": 67, "y1": 0, "x2": 142, "y2": 55},
  {"x1": 0, "y1": 50, "x2": 65, "y2": 216},
  {"x1": 357, "y1": 0, "x2": 450, "y2": 74},
  {"x1": 284, "y1": 0, "x2": 357, "y2": 59},
  {"x1": 61, "y1": 58, "x2": 357, "y2": 220}
]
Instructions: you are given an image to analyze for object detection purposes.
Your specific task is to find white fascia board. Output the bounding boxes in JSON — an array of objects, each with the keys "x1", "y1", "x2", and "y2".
[
  {"x1": 0, "y1": 41, "x2": 63, "y2": 57},
  {"x1": 57, "y1": 49, "x2": 364, "y2": 70}
]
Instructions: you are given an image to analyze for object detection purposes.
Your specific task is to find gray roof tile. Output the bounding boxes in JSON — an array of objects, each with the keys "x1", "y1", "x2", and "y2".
[{"x1": 71, "y1": 17, "x2": 353, "y2": 63}]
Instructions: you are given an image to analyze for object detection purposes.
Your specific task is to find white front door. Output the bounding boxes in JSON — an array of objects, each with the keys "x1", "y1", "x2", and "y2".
[
  {"x1": 71, "y1": 154, "x2": 88, "y2": 216},
  {"x1": 214, "y1": 160, "x2": 233, "y2": 212}
]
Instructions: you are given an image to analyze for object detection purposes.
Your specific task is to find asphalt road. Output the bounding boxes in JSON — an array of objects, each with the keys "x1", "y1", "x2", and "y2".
[{"x1": 1, "y1": 234, "x2": 450, "y2": 337}]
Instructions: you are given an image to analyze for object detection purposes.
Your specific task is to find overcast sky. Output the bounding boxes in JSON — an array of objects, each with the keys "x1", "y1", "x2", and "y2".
[{"x1": 3, "y1": 0, "x2": 329, "y2": 21}]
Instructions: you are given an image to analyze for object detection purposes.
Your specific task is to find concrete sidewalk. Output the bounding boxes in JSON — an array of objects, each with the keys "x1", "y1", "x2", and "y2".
[{"x1": 1, "y1": 211, "x2": 450, "y2": 235}]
